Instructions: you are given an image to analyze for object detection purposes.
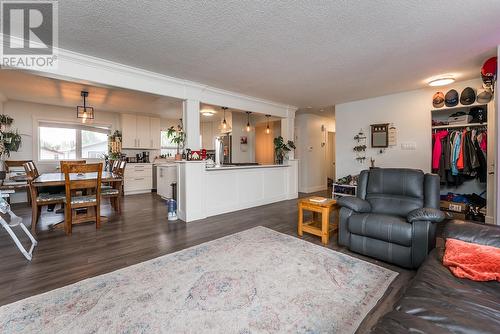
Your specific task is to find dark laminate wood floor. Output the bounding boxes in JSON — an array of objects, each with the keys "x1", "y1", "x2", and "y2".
[{"x1": 0, "y1": 192, "x2": 415, "y2": 333}]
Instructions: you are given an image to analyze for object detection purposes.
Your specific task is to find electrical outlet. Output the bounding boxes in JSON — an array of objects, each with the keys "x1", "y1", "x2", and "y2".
[{"x1": 401, "y1": 142, "x2": 417, "y2": 150}]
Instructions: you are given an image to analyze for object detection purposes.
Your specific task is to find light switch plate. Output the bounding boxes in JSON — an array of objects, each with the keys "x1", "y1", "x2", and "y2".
[{"x1": 401, "y1": 142, "x2": 417, "y2": 150}]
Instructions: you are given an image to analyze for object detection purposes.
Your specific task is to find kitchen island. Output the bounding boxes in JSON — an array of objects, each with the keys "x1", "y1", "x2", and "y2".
[{"x1": 176, "y1": 160, "x2": 298, "y2": 222}]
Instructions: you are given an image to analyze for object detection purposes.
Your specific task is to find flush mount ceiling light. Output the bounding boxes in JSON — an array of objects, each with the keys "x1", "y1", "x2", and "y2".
[
  {"x1": 428, "y1": 77, "x2": 455, "y2": 87},
  {"x1": 76, "y1": 91, "x2": 94, "y2": 121},
  {"x1": 201, "y1": 109, "x2": 215, "y2": 116},
  {"x1": 246, "y1": 111, "x2": 252, "y2": 132},
  {"x1": 221, "y1": 107, "x2": 228, "y2": 129},
  {"x1": 265, "y1": 114, "x2": 271, "y2": 134}
]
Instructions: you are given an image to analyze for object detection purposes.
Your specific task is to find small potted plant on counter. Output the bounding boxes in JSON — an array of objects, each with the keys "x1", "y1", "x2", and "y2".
[
  {"x1": 166, "y1": 123, "x2": 185, "y2": 161},
  {"x1": 273, "y1": 136, "x2": 296, "y2": 165}
]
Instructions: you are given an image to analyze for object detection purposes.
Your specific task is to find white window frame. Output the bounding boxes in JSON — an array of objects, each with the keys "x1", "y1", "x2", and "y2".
[
  {"x1": 37, "y1": 120, "x2": 111, "y2": 162},
  {"x1": 160, "y1": 130, "x2": 177, "y2": 154}
]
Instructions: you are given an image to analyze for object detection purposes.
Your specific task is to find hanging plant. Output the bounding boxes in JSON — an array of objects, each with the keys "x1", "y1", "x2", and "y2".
[{"x1": 0, "y1": 115, "x2": 22, "y2": 159}]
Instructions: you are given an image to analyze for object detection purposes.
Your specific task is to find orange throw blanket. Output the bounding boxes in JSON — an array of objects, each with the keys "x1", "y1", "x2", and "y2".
[{"x1": 443, "y1": 238, "x2": 500, "y2": 282}]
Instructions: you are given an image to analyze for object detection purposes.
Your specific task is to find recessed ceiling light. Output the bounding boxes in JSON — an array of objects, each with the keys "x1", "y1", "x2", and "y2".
[{"x1": 428, "y1": 77, "x2": 455, "y2": 87}]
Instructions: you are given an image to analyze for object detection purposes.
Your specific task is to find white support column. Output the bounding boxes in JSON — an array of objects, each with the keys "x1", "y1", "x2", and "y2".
[
  {"x1": 281, "y1": 108, "x2": 297, "y2": 159},
  {"x1": 183, "y1": 99, "x2": 201, "y2": 150}
]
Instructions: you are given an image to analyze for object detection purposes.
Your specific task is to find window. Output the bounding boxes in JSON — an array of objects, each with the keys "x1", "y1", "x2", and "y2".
[
  {"x1": 160, "y1": 130, "x2": 177, "y2": 157},
  {"x1": 38, "y1": 122, "x2": 110, "y2": 161}
]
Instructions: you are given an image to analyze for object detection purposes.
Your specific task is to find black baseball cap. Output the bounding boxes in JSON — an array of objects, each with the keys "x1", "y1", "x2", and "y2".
[
  {"x1": 460, "y1": 87, "x2": 476, "y2": 105},
  {"x1": 445, "y1": 89, "x2": 459, "y2": 107}
]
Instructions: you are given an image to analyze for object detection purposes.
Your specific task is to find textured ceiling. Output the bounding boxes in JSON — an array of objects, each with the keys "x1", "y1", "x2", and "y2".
[
  {"x1": 56, "y1": 1, "x2": 500, "y2": 107},
  {"x1": 0, "y1": 71, "x2": 183, "y2": 118}
]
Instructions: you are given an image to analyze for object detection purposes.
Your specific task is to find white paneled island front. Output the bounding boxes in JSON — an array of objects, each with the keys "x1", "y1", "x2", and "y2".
[{"x1": 176, "y1": 160, "x2": 298, "y2": 222}]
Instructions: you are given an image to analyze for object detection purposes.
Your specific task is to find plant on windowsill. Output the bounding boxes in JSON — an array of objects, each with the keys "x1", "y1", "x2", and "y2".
[
  {"x1": 273, "y1": 136, "x2": 296, "y2": 165},
  {"x1": 166, "y1": 124, "x2": 185, "y2": 161}
]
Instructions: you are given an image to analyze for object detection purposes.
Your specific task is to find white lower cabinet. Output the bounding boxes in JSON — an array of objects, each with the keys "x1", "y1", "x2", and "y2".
[
  {"x1": 157, "y1": 165, "x2": 178, "y2": 199},
  {"x1": 124, "y1": 164, "x2": 153, "y2": 195}
]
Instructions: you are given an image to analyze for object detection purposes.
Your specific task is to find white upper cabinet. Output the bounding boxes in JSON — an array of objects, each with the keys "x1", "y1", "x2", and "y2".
[
  {"x1": 122, "y1": 114, "x2": 161, "y2": 149},
  {"x1": 136, "y1": 115, "x2": 150, "y2": 149},
  {"x1": 121, "y1": 114, "x2": 138, "y2": 148},
  {"x1": 150, "y1": 117, "x2": 161, "y2": 149}
]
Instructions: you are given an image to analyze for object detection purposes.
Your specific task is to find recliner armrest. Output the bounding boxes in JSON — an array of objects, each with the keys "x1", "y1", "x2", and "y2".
[
  {"x1": 407, "y1": 207, "x2": 445, "y2": 223},
  {"x1": 337, "y1": 196, "x2": 371, "y2": 213}
]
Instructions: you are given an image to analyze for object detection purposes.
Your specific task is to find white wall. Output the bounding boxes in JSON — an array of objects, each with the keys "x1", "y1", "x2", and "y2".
[
  {"x1": 3, "y1": 100, "x2": 120, "y2": 172},
  {"x1": 295, "y1": 113, "x2": 335, "y2": 193},
  {"x1": 231, "y1": 112, "x2": 256, "y2": 163},
  {"x1": 336, "y1": 78, "x2": 496, "y2": 223},
  {"x1": 335, "y1": 78, "x2": 487, "y2": 178}
]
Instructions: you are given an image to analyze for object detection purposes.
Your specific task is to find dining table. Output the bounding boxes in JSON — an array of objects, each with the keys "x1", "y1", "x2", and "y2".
[
  {"x1": 32, "y1": 171, "x2": 124, "y2": 228},
  {"x1": 32, "y1": 172, "x2": 122, "y2": 187}
]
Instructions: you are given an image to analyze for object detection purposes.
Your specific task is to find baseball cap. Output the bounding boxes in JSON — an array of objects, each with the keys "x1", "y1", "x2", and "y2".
[
  {"x1": 432, "y1": 92, "x2": 444, "y2": 108},
  {"x1": 476, "y1": 88, "x2": 493, "y2": 104},
  {"x1": 460, "y1": 87, "x2": 476, "y2": 105},
  {"x1": 445, "y1": 89, "x2": 459, "y2": 107}
]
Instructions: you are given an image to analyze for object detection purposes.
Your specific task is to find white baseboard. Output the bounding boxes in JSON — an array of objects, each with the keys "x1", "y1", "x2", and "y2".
[{"x1": 299, "y1": 185, "x2": 327, "y2": 193}]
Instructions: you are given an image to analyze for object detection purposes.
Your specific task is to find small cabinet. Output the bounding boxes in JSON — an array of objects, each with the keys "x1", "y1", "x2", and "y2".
[
  {"x1": 122, "y1": 114, "x2": 161, "y2": 149},
  {"x1": 157, "y1": 164, "x2": 178, "y2": 199},
  {"x1": 124, "y1": 163, "x2": 153, "y2": 195}
]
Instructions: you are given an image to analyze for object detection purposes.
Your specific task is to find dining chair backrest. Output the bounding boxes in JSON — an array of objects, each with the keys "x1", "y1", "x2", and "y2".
[
  {"x1": 59, "y1": 160, "x2": 86, "y2": 170},
  {"x1": 62, "y1": 163, "x2": 102, "y2": 193},
  {"x1": 23, "y1": 162, "x2": 39, "y2": 182},
  {"x1": 114, "y1": 161, "x2": 126, "y2": 177},
  {"x1": 5, "y1": 160, "x2": 33, "y2": 173},
  {"x1": 110, "y1": 160, "x2": 120, "y2": 173}
]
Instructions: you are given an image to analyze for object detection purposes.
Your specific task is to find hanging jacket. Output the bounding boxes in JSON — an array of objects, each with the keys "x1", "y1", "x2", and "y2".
[
  {"x1": 456, "y1": 129, "x2": 466, "y2": 170},
  {"x1": 432, "y1": 130, "x2": 448, "y2": 170},
  {"x1": 450, "y1": 131, "x2": 461, "y2": 176}
]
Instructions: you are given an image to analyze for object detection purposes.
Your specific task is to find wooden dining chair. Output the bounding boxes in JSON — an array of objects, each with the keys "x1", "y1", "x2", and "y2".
[
  {"x1": 23, "y1": 162, "x2": 65, "y2": 233},
  {"x1": 62, "y1": 163, "x2": 102, "y2": 235},
  {"x1": 5, "y1": 160, "x2": 33, "y2": 204},
  {"x1": 59, "y1": 160, "x2": 86, "y2": 170},
  {"x1": 101, "y1": 161, "x2": 126, "y2": 213}
]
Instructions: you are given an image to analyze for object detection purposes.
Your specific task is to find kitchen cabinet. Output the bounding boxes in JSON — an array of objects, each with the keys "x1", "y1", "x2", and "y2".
[
  {"x1": 121, "y1": 114, "x2": 161, "y2": 149},
  {"x1": 121, "y1": 114, "x2": 137, "y2": 148},
  {"x1": 150, "y1": 117, "x2": 161, "y2": 149},
  {"x1": 157, "y1": 164, "x2": 177, "y2": 199},
  {"x1": 124, "y1": 163, "x2": 153, "y2": 195}
]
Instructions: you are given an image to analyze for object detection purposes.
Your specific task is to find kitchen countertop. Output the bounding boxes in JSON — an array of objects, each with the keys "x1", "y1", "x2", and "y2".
[{"x1": 206, "y1": 164, "x2": 289, "y2": 171}]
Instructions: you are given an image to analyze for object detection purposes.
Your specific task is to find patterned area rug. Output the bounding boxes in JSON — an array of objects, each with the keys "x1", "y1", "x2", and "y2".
[{"x1": 0, "y1": 227, "x2": 397, "y2": 333}]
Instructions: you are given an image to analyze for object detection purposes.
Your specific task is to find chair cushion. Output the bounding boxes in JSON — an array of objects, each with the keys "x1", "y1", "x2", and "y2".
[
  {"x1": 101, "y1": 188, "x2": 119, "y2": 196},
  {"x1": 37, "y1": 193, "x2": 65, "y2": 202},
  {"x1": 65, "y1": 195, "x2": 96, "y2": 204},
  {"x1": 348, "y1": 213, "x2": 412, "y2": 247},
  {"x1": 101, "y1": 185, "x2": 113, "y2": 190}
]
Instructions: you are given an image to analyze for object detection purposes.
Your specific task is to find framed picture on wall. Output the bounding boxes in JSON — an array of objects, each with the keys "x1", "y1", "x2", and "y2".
[
  {"x1": 240, "y1": 136, "x2": 248, "y2": 144},
  {"x1": 370, "y1": 123, "x2": 389, "y2": 148}
]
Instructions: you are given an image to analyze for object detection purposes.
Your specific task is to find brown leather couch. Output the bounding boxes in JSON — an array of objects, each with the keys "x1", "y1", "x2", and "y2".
[{"x1": 371, "y1": 220, "x2": 500, "y2": 334}]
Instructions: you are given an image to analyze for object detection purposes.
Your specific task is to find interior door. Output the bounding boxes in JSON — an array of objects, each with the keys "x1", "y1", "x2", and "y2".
[{"x1": 327, "y1": 132, "x2": 336, "y2": 181}]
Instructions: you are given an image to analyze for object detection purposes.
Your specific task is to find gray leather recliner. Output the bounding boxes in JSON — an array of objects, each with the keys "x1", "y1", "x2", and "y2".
[{"x1": 337, "y1": 168, "x2": 445, "y2": 269}]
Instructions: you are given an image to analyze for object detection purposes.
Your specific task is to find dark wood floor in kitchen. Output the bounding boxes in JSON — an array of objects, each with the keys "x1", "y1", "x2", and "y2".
[{"x1": 0, "y1": 192, "x2": 415, "y2": 333}]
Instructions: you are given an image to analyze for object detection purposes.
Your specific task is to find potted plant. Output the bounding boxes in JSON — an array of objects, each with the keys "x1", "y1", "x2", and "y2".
[
  {"x1": 166, "y1": 124, "x2": 185, "y2": 161},
  {"x1": 0, "y1": 115, "x2": 22, "y2": 175},
  {"x1": 273, "y1": 136, "x2": 296, "y2": 165}
]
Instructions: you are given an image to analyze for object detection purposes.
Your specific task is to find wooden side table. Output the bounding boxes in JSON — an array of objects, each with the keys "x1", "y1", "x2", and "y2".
[{"x1": 298, "y1": 197, "x2": 339, "y2": 245}]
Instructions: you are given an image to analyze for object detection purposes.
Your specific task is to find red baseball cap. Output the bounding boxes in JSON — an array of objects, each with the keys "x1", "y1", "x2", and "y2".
[{"x1": 481, "y1": 57, "x2": 497, "y2": 77}]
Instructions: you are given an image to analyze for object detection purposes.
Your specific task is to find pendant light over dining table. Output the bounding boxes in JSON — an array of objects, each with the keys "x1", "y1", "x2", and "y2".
[
  {"x1": 265, "y1": 114, "x2": 271, "y2": 134},
  {"x1": 76, "y1": 91, "x2": 94, "y2": 121}
]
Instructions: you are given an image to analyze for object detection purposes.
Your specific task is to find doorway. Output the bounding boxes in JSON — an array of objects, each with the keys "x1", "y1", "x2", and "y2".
[{"x1": 326, "y1": 131, "x2": 336, "y2": 187}]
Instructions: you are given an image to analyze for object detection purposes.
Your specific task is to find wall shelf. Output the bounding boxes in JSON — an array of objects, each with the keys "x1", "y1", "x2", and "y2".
[{"x1": 431, "y1": 122, "x2": 487, "y2": 130}]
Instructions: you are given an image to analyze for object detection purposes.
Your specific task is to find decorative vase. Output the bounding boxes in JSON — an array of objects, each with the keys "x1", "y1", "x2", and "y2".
[
  {"x1": 175, "y1": 153, "x2": 182, "y2": 161},
  {"x1": 276, "y1": 155, "x2": 284, "y2": 165}
]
